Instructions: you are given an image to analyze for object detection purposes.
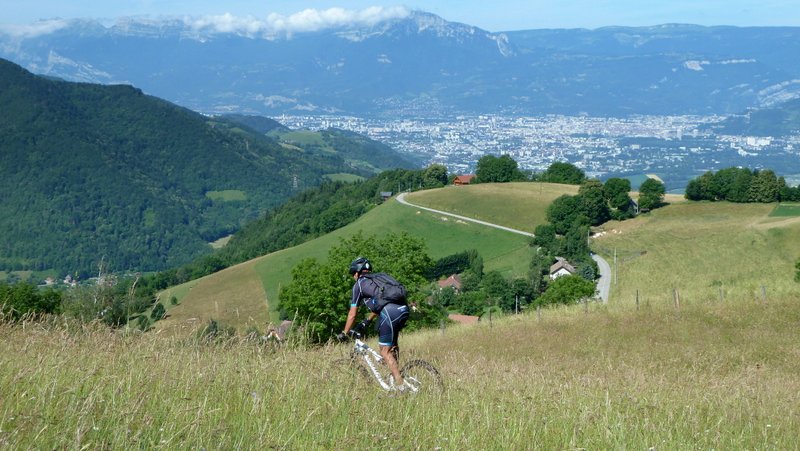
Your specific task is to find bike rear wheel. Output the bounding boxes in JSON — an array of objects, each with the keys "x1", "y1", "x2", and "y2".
[{"x1": 400, "y1": 359, "x2": 443, "y2": 393}]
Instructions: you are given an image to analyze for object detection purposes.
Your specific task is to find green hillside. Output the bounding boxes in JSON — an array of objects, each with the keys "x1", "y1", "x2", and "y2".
[
  {"x1": 593, "y1": 201, "x2": 800, "y2": 306},
  {"x1": 717, "y1": 97, "x2": 800, "y2": 136},
  {"x1": 158, "y1": 183, "x2": 800, "y2": 335},
  {"x1": 156, "y1": 193, "x2": 543, "y2": 334},
  {"x1": 0, "y1": 59, "x2": 406, "y2": 276},
  {"x1": 405, "y1": 182, "x2": 580, "y2": 233}
]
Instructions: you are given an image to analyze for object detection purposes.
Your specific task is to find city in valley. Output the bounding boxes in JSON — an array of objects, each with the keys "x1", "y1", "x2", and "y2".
[{"x1": 276, "y1": 114, "x2": 800, "y2": 191}]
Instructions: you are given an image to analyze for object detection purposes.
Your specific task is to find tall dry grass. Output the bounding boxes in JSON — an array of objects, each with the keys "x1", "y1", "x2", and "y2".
[{"x1": 3, "y1": 294, "x2": 800, "y2": 449}]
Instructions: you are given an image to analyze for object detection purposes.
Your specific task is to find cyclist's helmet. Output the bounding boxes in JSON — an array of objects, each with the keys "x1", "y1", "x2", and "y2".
[{"x1": 349, "y1": 257, "x2": 372, "y2": 275}]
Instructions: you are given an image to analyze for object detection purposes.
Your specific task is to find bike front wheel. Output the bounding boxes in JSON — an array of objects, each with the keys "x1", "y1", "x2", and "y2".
[
  {"x1": 400, "y1": 359, "x2": 443, "y2": 393},
  {"x1": 332, "y1": 354, "x2": 371, "y2": 383}
]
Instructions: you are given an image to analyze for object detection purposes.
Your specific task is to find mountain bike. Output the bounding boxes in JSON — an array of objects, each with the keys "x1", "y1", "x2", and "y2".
[{"x1": 333, "y1": 331, "x2": 443, "y2": 394}]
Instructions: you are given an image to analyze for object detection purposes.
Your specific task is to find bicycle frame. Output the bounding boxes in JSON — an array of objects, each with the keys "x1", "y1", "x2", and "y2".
[{"x1": 352, "y1": 338, "x2": 395, "y2": 390}]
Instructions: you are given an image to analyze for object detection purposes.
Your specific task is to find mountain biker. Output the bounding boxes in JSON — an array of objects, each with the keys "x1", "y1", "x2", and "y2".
[{"x1": 339, "y1": 257, "x2": 410, "y2": 389}]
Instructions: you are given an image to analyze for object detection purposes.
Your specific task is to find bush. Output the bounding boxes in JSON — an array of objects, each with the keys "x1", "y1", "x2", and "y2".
[
  {"x1": 150, "y1": 302, "x2": 166, "y2": 321},
  {"x1": 197, "y1": 319, "x2": 236, "y2": 342},
  {"x1": 535, "y1": 275, "x2": 596, "y2": 306}
]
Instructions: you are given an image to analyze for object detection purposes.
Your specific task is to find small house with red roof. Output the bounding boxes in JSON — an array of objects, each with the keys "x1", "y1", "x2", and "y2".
[{"x1": 453, "y1": 175, "x2": 475, "y2": 185}]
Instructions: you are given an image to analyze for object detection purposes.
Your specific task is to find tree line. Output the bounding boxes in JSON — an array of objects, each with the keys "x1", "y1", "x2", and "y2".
[{"x1": 685, "y1": 167, "x2": 800, "y2": 202}]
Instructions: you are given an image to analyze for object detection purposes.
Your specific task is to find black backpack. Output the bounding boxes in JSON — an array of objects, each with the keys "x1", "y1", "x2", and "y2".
[{"x1": 361, "y1": 272, "x2": 407, "y2": 312}]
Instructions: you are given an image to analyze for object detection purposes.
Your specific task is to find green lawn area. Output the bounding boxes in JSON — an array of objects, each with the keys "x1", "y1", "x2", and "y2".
[
  {"x1": 769, "y1": 203, "x2": 800, "y2": 217},
  {"x1": 405, "y1": 182, "x2": 578, "y2": 233},
  {"x1": 323, "y1": 173, "x2": 365, "y2": 183}
]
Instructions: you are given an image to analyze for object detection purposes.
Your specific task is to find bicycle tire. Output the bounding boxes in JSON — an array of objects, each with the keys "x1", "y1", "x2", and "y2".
[
  {"x1": 400, "y1": 359, "x2": 444, "y2": 393},
  {"x1": 331, "y1": 355, "x2": 372, "y2": 383}
]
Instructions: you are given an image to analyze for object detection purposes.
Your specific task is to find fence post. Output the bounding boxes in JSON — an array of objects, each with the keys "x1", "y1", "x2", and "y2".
[
  {"x1": 584, "y1": 298, "x2": 588, "y2": 314},
  {"x1": 673, "y1": 289, "x2": 680, "y2": 310},
  {"x1": 761, "y1": 285, "x2": 767, "y2": 304},
  {"x1": 719, "y1": 286, "x2": 724, "y2": 302},
  {"x1": 636, "y1": 289, "x2": 639, "y2": 311},
  {"x1": 537, "y1": 305, "x2": 541, "y2": 321},
  {"x1": 440, "y1": 319, "x2": 445, "y2": 336}
]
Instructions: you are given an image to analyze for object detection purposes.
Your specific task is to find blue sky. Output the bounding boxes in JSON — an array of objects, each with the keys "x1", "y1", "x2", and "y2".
[{"x1": 1, "y1": 1, "x2": 798, "y2": 31}]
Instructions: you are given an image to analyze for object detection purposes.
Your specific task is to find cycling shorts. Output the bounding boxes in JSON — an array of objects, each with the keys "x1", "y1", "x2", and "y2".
[{"x1": 377, "y1": 303, "x2": 409, "y2": 347}]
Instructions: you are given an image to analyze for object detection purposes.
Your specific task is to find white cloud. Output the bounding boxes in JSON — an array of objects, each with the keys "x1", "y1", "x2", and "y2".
[
  {"x1": 0, "y1": 19, "x2": 69, "y2": 38},
  {"x1": 188, "y1": 6, "x2": 411, "y2": 37}
]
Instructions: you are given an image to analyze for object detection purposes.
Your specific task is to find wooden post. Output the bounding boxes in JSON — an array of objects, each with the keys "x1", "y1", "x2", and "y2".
[
  {"x1": 636, "y1": 289, "x2": 640, "y2": 311},
  {"x1": 719, "y1": 286, "x2": 724, "y2": 302},
  {"x1": 537, "y1": 305, "x2": 541, "y2": 321},
  {"x1": 761, "y1": 285, "x2": 767, "y2": 304},
  {"x1": 489, "y1": 308, "x2": 493, "y2": 328},
  {"x1": 440, "y1": 319, "x2": 445, "y2": 336},
  {"x1": 584, "y1": 298, "x2": 588, "y2": 314},
  {"x1": 673, "y1": 289, "x2": 680, "y2": 310}
]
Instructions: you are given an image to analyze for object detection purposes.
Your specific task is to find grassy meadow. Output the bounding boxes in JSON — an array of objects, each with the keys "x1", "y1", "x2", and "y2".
[
  {"x1": 405, "y1": 182, "x2": 579, "y2": 233},
  {"x1": 3, "y1": 294, "x2": 800, "y2": 448},
  {"x1": 593, "y1": 200, "x2": 800, "y2": 308}
]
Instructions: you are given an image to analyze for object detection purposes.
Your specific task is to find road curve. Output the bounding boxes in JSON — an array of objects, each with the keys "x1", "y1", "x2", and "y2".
[{"x1": 395, "y1": 192, "x2": 611, "y2": 303}]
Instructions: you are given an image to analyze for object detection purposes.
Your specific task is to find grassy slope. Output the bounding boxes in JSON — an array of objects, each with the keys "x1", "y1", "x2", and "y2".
[
  {"x1": 405, "y1": 182, "x2": 579, "y2": 233},
  {"x1": 157, "y1": 183, "x2": 573, "y2": 333},
  {"x1": 158, "y1": 184, "x2": 800, "y2": 336},
  {"x1": 4, "y1": 296, "x2": 800, "y2": 448},
  {"x1": 593, "y1": 201, "x2": 800, "y2": 306}
]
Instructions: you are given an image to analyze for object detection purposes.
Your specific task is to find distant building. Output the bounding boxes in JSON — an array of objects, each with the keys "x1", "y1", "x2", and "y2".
[
  {"x1": 380, "y1": 191, "x2": 393, "y2": 200},
  {"x1": 437, "y1": 274, "x2": 463, "y2": 293},
  {"x1": 453, "y1": 175, "x2": 475, "y2": 185},
  {"x1": 549, "y1": 257, "x2": 576, "y2": 280},
  {"x1": 448, "y1": 314, "x2": 480, "y2": 325}
]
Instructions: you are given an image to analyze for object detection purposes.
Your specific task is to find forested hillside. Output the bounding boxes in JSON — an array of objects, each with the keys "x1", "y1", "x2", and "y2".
[
  {"x1": 0, "y1": 59, "x2": 411, "y2": 276},
  {"x1": 716, "y1": 97, "x2": 800, "y2": 136}
]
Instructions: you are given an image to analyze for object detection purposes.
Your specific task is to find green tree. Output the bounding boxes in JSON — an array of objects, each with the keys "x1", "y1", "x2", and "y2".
[
  {"x1": 423, "y1": 164, "x2": 449, "y2": 189},
  {"x1": 475, "y1": 155, "x2": 525, "y2": 183},
  {"x1": 546, "y1": 195, "x2": 589, "y2": 235},
  {"x1": 481, "y1": 271, "x2": 512, "y2": 311},
  {"x1": 638, "y1": 178, "x2": 666, "y2": 211},
  {"x1": 685, "y1": 171, "x2": 714, "y2": 201},
  {"x1": 561, "y1": 223, "x2": 591, "y2": 262},
  {"x1": 529, "y1": 248, "x2": 553, "y2": 297},
  {"x1": 532, "y1": 224, "x2": 558, "y2": 254},
  {"x1": 604, "y1": 177, "x2": 634, "y2": 218},
  {"x1": 747, "y1": 169, "x2": 781, "y2": 203},
  {"x1": 0, "y1": 282, "x2": 62, "y2": 319},
  {"x1": 278, "y1": 231, "x2": 433, "y2": 342},
  {"x1": 578, "y1": 179, "x2": 611, "y2": 225},
  {"x1": 458, "y1": 291, "x2": 488, "y2": 316},
  {"x1": 540, "y1": 162, "x2": 586, "y2": 185},
  {"x1": 536, "y1": 275, "x2": 596, "y2": 306}
]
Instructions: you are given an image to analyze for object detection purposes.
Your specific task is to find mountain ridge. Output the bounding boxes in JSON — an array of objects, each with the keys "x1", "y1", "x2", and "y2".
[{"x1": 5, "y1": 12, "x2": 800, "y2": 117}]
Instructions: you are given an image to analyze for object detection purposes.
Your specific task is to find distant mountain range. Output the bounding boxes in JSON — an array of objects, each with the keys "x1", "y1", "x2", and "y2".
[
  {"x1": 2, "y1": 11, "x2": 800, "y2": 117},
  {"x1": 0, "y1": 59, "x2": 413, "y2": 276}
]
